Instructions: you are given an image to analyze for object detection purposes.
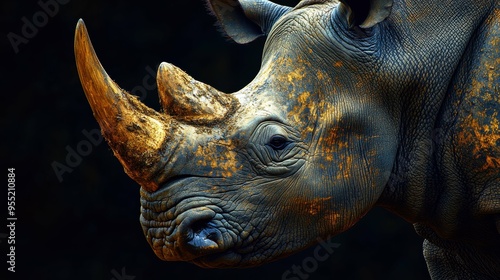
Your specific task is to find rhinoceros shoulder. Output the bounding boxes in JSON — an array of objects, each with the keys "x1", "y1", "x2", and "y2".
[{"x1": 438, "y1": 5, "x2": 500, "y2": 218}]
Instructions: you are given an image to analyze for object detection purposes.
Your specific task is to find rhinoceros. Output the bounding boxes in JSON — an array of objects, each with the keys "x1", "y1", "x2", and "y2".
[{"x1": 74, "y1": 0, "x2": 500, "y2": 278}]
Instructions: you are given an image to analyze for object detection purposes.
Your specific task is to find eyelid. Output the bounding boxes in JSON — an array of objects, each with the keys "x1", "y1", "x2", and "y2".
[
  {"x1": 267, "y1": 125, "x2": 289, "y2": 139},
  {"x1": 270, "y1": 134, "x2": 287, "y2": 140}
]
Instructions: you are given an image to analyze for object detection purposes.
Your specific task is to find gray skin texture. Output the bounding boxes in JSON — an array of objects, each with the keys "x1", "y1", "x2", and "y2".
[{"x1": 77, "y1": 0, "x2": 500, "y2": 278}]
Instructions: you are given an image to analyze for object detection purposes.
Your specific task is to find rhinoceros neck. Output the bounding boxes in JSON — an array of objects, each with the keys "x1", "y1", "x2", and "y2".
[{"x1": 375, "y1": 1, "x2": 496, "y2": 235}]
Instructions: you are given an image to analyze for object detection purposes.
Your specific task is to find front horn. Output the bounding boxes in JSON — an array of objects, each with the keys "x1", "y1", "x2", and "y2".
[{"x1": 74, "y1": 19, "x2": 178, "y2": 192}]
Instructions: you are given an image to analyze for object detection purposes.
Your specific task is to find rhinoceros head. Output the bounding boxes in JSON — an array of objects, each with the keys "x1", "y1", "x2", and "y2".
[{"x1": 75, "y1": 0, "x2": 398, "y2": 267}]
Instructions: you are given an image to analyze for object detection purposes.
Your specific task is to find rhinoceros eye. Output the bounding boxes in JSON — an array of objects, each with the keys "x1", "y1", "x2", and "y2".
[{"x1": 268, "y1": 134, "x2": 289, "y2": 150}]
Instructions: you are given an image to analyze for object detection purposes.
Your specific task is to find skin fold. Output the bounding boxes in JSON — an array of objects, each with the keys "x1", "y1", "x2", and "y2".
[{"x1": 75, "y1": 0, "x2": 500, "y2": 278}]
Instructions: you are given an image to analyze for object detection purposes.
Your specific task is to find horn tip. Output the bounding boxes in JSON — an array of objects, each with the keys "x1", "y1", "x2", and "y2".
[
  {"x1": 158, "y1": 61, "x2": 170, "y2": 68},
  {"x1": 158, "y1": 62, "x2": 179, "y2": 76},
  {"x1": 75, "y1": 18, "x2": 87, "y2": 38},
  {"x1": 157, "y1": 62, "x2": 168, "y2": 76}
]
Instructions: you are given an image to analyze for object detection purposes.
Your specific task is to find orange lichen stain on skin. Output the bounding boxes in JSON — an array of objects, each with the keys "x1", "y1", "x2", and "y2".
[
  {"x1": 296, "y1": 197, "x2": 333, "y2": 216},
  {"x1": 194, "y1": 139, "x2": 242, "y2": 178},
  {"x1": 477, "y1": 113, "x2": 500, "y2": 170},
  {"x1": 322, "y1": 130, "x2": 337, "y2": 162},
  {"x1": 457, "y1": 112, "x2": 500, "y2": 172},
  {"x1": 455, "y1": 18, "x2": 500, "y2": 173},
  {"x1": 325, "y1": 148, "x2": 334, "y2": 162},
  {"x1": 316, "y1": 70, "x2": 325, "y2": 81},
  {"x1": 325, "y1": 212, "x2": 340, "y2": 225},
  {"x1": 484, "y1": 155, "x2": 500, "y2": 170},
  {"x1": 335, "y1": 154, "x2": 354, "y2": 181},
  {"x1": 296, "y1": 55, "x2": 313, "y2": 68},
  {"x1": 288, "y1": 91, "x2": 315, "y2": 128},
  {"x1": 321, "y1": 124, "x2": 351, "y2": 163},
  {"x1": 287, "y1": 67, "x2": 306, "y2": 84},
  {"x1": 297, "y1": 91, "x2": 310, "y2": 104}
]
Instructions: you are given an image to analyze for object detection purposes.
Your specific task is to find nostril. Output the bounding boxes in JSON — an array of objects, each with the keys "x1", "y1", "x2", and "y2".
[
  {"x1": 191, "y1": 219, "x2": 209, "y2": 234},
  {"x1": 176, "y1": 208, "x2": 225, "y2": 257},
  {"x1": 188, "y1": 219, "x2": 222, "y2": 250}
]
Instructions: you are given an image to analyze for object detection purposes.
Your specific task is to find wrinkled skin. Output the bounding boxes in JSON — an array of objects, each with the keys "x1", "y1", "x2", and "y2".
[{"x1": 75, "y1": 0, "x2": 500, "y2": 278}]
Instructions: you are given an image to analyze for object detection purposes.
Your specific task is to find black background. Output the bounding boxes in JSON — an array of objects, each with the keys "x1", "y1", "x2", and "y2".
[{"x1": 2, "y1": 0, "x2": 429, "y2": 279}]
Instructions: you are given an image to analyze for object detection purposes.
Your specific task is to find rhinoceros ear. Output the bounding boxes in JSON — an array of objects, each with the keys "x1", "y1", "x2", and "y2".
[
  {"x1": 207, "y1": 0, "x2": 292, "y2": 44},
  {"x1": 339, "y1": 0, "x2": 393, "y2": 29}
]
